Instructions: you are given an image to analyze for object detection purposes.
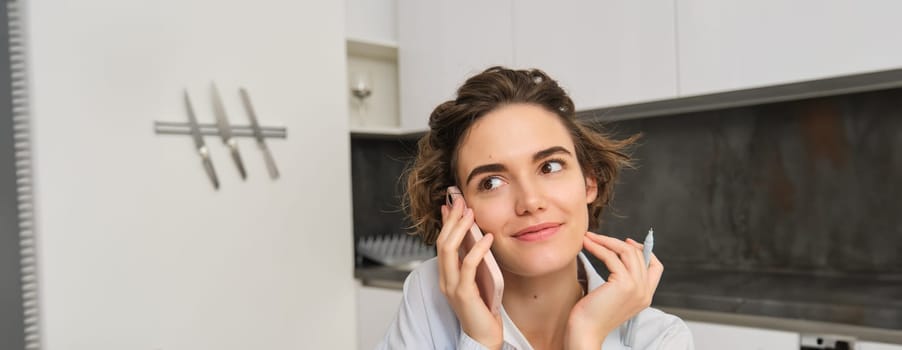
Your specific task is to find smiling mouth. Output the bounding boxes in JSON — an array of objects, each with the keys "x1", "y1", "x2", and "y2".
[{"x1": 513, "y1": 223, "x2": 562, "y2": 242}]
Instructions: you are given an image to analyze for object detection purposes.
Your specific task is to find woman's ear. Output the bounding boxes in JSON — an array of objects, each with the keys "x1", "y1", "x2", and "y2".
[{"x1": 585, "y1": 175, "x2": 598, "y2": 204}]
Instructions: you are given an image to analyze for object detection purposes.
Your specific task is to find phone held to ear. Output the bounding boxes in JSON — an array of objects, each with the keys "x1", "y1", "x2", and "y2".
[{"x1": 447, "y1": 186, "x2": 505, "y2": 315}]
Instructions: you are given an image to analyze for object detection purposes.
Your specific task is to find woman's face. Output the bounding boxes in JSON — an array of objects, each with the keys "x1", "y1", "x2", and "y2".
[{"x1": 455, "y1": 103, "x2": 597, "y2": 277}]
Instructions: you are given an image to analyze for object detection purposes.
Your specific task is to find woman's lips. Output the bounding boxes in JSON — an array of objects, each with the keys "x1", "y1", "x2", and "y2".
[{"x1": 513, "y1": 223, "x2": 561, "y2": 242}]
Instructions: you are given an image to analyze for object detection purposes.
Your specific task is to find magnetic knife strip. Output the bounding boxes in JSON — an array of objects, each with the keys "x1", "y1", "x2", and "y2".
[{"x1": 155, "y1": 85, "x2": 286, "y2": 189}]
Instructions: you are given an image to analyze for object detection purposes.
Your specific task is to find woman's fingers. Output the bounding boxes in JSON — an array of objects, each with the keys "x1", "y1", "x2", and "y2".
[
  {"x1": 586, "y1": 232, "x2": 644, "y2": 273},
  {"x1": 624, "y1": 237, "x2": 642, "y2": 251},
  {"x1": 622, "y1": 236, "x2": 663, "y2": 304},
  {"x1": 646, "y1": 252, "x2": 664, "y2": 292},
  {"x1": 437, "y1": 202, "x2": 469, "y2": 290},
  {"x1": 436, "y1": 228, "x2": 458, "y2": 291},
  {"x1": 624, "y1": 238, "x2": 648, "y2": 286},
  {"x1": 458, "y1": 233, "x2": 494, "y2": 293},
  {"x1": 436, "y1": 197, "x2": 478, "y2": 294},
  {"x1": 583, "y1": 236, "x2": 628, "y2": 277},
  {"x1": 438, "y1": 195, "x2": 471, "y2": 249},
  {"x1": 585, "y1": 233, "x2": 659, "y2": 291},
  {"x1": 438, "y1": 196, "x2": 465, "y2": 240}
]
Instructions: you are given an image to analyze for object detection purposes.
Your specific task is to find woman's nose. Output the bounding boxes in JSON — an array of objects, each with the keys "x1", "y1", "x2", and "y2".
[{"x1": 514, "y1": 180, "x2": 546, "y2": 215}]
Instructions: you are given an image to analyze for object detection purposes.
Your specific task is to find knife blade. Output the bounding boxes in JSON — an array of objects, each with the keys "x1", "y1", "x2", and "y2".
[
  {"x1": 211, "y1": 82, "x2": 247, "y2": 180},
  {"x1": 184, "y1": 90, "x2": 219, "y2": 190},
  {"x1": 239, "y1": 87, "x2": 280, "y2": 179}
]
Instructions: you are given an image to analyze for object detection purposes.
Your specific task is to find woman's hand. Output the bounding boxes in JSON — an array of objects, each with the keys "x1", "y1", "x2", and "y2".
[
  {"x1": 437, "y1": 195, "x2": 503, "y2": 350},
  {"x1": 565, "y1": 232, "x2": 663, "y2": 349}
]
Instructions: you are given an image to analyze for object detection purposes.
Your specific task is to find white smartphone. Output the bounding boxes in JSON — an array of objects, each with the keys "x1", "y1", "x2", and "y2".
[{"x1": 447, "y1": 186, "x2": 505, "y2": 314}]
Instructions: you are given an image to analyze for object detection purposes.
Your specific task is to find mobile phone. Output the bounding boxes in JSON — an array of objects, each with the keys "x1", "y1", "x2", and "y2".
[{"x1": 447, "y1": 186, "x2": 505, "y2": 315}]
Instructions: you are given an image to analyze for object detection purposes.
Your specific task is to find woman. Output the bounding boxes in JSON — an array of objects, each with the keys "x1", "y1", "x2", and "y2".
[{"x1": 378, "y1": 67, "x2": 693, "y2": 349}]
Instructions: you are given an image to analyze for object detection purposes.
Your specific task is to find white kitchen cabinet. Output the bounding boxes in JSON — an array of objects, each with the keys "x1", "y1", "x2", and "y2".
[
  {"x1": 346, "y1": 0, "x2": 398, "y2": 46},
  {"x1": 686, "y1": 321, "x2": 800, "y2": 350},
  {"x1": 513, "y1": 1, "x2": 679, "y2": 110},
  {"x1": 859, "y1": 341, "x2": 902, "y2": 350},
  {"x1": 357, "y1": 283, "x2": 404, "y2": 350},
  {"x1": 397, "y1": 0, "x2": 514, "y2": 133},
  {"x1": 677, "y1": 0, "x2": 902, "y2": 97}
]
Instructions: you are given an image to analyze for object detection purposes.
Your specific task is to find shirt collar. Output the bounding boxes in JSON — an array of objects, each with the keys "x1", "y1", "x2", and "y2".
[{"x1": 578, "y1": 250, "x2": 606, "y2": 291}]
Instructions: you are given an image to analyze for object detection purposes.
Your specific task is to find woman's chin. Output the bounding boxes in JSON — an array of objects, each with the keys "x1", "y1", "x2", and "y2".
[{"x1": 496, "y1": 241, "x2": 583, "y2": 278}]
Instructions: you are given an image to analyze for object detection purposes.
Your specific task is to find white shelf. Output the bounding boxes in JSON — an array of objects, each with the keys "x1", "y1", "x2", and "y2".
[
  {"x1": 349, "y1": 125, "x2": 424, "y2": 138},
  {"x1": 346, "y1": 37, "x2": 398, "y2": 60}
]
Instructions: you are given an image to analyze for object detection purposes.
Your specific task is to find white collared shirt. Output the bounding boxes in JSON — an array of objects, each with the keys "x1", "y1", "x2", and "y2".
[{"x1": 376, "y1": 252, "x2": 693, "y2": 350}]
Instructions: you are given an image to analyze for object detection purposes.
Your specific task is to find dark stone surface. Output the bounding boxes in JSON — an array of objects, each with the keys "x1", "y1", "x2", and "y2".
[
  {"x1": 597, "y1": 87, "x2": 902, "y2": 275},
  {"x1": 656, "y1": 269, "x2": 902, "y2": 330}
]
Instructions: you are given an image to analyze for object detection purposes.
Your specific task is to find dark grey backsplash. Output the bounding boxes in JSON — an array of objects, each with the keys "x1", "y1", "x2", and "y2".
[
  {"x1": 350, "y1": 87, "x2": 902, "y2": 276},
  {"x1": 350, "y1": 137, "x2": 419, "y2": 239},
  {"x1": 599, "y1": 88, "x2": 902, "y2": 276}
]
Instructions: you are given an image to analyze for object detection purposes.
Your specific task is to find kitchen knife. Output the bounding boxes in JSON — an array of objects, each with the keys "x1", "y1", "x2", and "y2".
[
  {"x1": 239, "y1": 87, "x2": 280, "y2": 179},
  {"x1": 211, "y1": 82, "x2": 248, "y2": 180},
  {"x1": 184, "y1": 90, "x2": 220, "y2": 190}
]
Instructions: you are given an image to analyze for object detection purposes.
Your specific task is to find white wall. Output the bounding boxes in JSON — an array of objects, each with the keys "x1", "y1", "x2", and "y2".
[{"x1": 27, "y1": 1, "x2": 355, "y2": 349}]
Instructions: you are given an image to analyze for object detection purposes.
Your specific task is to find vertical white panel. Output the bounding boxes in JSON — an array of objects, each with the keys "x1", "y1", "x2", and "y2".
[{"x1": 28, "y1": 1, "x2": 355, "y2": 349}]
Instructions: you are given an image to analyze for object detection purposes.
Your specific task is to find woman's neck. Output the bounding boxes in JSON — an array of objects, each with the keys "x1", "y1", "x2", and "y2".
[{"x1": 501, "y1": 258, "x2": 585, "y2": 350}]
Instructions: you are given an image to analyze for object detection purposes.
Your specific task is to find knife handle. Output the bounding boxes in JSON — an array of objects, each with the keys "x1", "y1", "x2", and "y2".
[
  {"x1": 198, "y1": 146, "x2": 220, "y2": 190},
  {"x1": 259, "y1": 143, "x2": 280, "y2": 179},
  {"x1": 227, "y1": 139, "x2": 247, "y2": 180}
]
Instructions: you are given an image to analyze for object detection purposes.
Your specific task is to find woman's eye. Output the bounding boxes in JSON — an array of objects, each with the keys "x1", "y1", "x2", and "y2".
[
  {"x1": 541, "y1": 160, "x2": 564, "y2": 174},
  {"x1": 479, "y1": 177, "x2": 504, "y2": 191}
]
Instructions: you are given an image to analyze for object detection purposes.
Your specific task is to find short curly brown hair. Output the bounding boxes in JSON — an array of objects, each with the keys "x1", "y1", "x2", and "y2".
[{"x1": 404, "y1": 66, "x2": 638, "y2": 245}]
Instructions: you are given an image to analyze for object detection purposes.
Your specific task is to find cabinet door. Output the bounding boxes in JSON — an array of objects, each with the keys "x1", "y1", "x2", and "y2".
[
  {"x1": 686, "y1": 321, "x2": 799, "y2": 350},
  {"x1": 397, "y1": 0, "x2": 513, "y2": 132},
  {"x1": 346, "y1": 0, "x2": 397, "y2": 44},
  {"x1": 859, "y1": 342, "x2": 902, "y2": 350},
  {"x1": 513, "y1": 0, "x2": 678, "y2": 110},
  {"x1": 678, "y1": 0, "x2": 902, "y2": 96},
  {"x1": 357, "y1": 284, "x2": 404, "y2": 350}
]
